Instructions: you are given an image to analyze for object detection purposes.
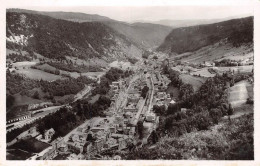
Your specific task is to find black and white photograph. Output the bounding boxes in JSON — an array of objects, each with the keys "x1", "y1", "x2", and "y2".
[{"x1": 3, "y1": 1, "x2": 257, "y2": 163}]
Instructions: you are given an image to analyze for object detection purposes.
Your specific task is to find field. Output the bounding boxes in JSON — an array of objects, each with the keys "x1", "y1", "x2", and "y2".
[
  {"x1": 7, "y1": 149, "x2": 33, "y2": 160},
  {"x1": 89, "y1": 94, "x2": 100, "y2": 104},
  {"x1": 6, "y1": 48, "x2": 20, "y2": 55},
  {"x1": 13, "y1": 93, "x2": 43, "y2": 107},
  {"x1": 190, "y1": 68, "x2": 215, "y2": 77},
  {"x1": 81, "y1": 72, "x2": 105, "y2": 78},
  {"x1": 247, "y1": 85, "x2": 253, "y2": 98},
  {"x1": 12, "y1": 61, "x2": 38, "y2": 68},
  {"x1": 54, "y1": 94, "x2": 74, "y2": 104},
  {"x1": 228, "y1": 80, "x2": 253, "y2": 108},
  {"x1": 214, "y1": 65, "x2": 253, "y2": 74},
  {"x1": 171, "y1": 65, "x2": 199, "y2": 73},
  {"x1": 175, "y1": 42, "x2": 253, "y2": 63},
  {"x1": 166, "y1": 86, "x2": 179, "y2": 99},
  {"x1": 9, "y1": 137, "x2": 50, "y2": 154},
  {"x1": 36, "y1": 63, "x2": 106, "y2": 79},
  {"x1": 15, "y1": 68, "x2": 67, "y2": 81},
  {"x1": 179, "y1": 74, "x2": 207, "y2": 91},
  {"x1": 35, "y1": 63, "x2": 56, "y2": 72}
]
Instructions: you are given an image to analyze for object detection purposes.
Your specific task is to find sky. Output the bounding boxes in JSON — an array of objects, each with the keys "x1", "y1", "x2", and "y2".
[{"x1": 20, "y1": 6, "x2": 254, "y2": 22}]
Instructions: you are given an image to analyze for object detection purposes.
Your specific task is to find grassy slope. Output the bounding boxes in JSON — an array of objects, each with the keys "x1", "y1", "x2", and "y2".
[
  {"x1": 15, "y1": 68, "x2": 66, "y2": 81},
  {"x1": 127, "y1": 113, "x2": 253, "y2": 160},
  {"x1": 158, "y1": 17, "x2": 253, "y2": 54},
  {"x1": 174, "y1": 42, "x2": 253, "y2": 63}
]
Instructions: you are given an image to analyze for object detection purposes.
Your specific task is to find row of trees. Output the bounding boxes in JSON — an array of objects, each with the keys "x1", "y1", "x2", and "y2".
[
  {"x1": 7, "y1": 53, "x2": 31, "y2": 62},
  {"x1": 31, "y1": 65, "x2": 61, "y2": 76},
  {"x1": 92, "y1": 67, "x2": 134, "y2": 96},
  {"x1": 47, "y1": 62, "x2": 102, "y2": 73},
  {"x1": 40, "y1": 76, "x2": 94, "y2": 96}
]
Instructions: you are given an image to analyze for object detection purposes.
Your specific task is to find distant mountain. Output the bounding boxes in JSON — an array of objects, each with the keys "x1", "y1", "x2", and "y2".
[
  {"x1": 7, "y1": 8, "x2": 114, "y2": 22},
  {"x1": 149, "y1": 19, "x2": 229, "y2": 28},
  {"x1": 134, "y1": 14, "x2": 253, "y2": 28},
  {"x1": 7, "y1": 8, "x2": 173, "y2": 49},
  {"x1": 102, "y1": 21, "x2": 173, "y2": 49},
  {"x1": 157, "y1": 16, "x2": 253, "y2": 55},
  {"x1": 6, "y1": 11, "x2": 143, "y2": 62}
]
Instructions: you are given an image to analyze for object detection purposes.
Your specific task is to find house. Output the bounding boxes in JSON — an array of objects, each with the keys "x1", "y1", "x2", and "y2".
[
  {"x1": 36, "y1": 146, "x2": 56, "y2": 160},
  {"x1": 129, "y1": 127, "x2": 136, "y2": 136},
  {"x1": 67, "y1": 141, "x2": 83, "y2": 154},
  {"x1": 94, "y1": 138, "x2": 106, "y2": 152},
  {"x1": 203, "y1": 61, "x2": 213, "y2": 67},
  {"x1": 124, "y1": 103, "x2": 138, "y2": 112},
  {"x1": 118, "y1": 137, "x2": 128, "y2": 150},
  {"x1": 169, "y1": 100, "x2": 176, "y2": 105},
  {"x1": 145, "y1": 113, "x2": 156, "y2": 122},
  {"x1": 109, "y1": 125, "x2": 116, "y2": 134},
  {"x1": 59, "y1": 143, "x2": 68, "y2": 152},
  {"x1": 127, "y1": 94, "x2": 140, "y2": 103},
  {"x1": 103, "y1": 137, "x2": 117, "y2": 149},
  {"x1": 111, "y1": 133, "x2": 125, "y2": 139},
  {"x1": 83, "y1": 141, "x2": 93, "y2": 154},
  {"x1": 181, "y1": 108, "x2": 187, "y2": 113},
  {"x1": 90, "y1": 127, "x2": 106, "y2": 133},
  {"x1": 157, "y1": 92, "x2": 167, "y2": 100},
  {"x1": 44, "y1": 128, "x2": 55, "y2": 140},
  {"x1": 52, "y1": 137, "x2": 64, "y2": 150}
]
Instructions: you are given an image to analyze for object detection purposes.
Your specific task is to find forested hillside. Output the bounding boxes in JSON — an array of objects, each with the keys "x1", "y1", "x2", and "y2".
[
  {"x1": 7, "y1": 9, "x2": 173, "y2": 49},
  {"x1": 157, "y1": 17, "x2": 253, "y2": 54},
  {"x1": 6, "y1": 11, "x2": 143, "y2": 61}
]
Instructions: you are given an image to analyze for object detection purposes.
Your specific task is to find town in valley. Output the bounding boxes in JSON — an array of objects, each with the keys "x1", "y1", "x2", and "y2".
[{"x1": 6, "y1": 7, "x2": 254, "y2": 160}]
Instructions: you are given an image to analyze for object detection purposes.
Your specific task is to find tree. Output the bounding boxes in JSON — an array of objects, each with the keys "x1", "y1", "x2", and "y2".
[
  {"x1": 141, "y1": 86, "x2": 149, "y2": 98},
  {"x1": 210, "y1": 108, "x2": 222, "y2": 124},
  {"x1": 6, "y1": 94, "x2": 15, "y2": 109},
  {"x1": 33, "y1": 91, "x2": 40, "y2": 99},
  {"x1": 153, "y1": 56, "x2": 158, "y2": 60},
  {"x1": 55, "y1": 69, "x2": 60, "y2": 75},
  {"x1": 137, "y1": 121, "x2": 144, "y2": 139},
  {"x1": 167, "y1": 103, "x2": 180, "y2": 115},
  {"x1": 228, "y1": 103, "x2": 234, "y2": 122},
  {"x1": 142, "y1": 51, "x2": 150, "y2": 59},
  {"x1": 153, "y1": 105, "x2": 166, "y2": 116},
  {"x1": 151, "y1": 131, "x2": 159, "y2": 144},
  {"x1": 87, "y1": 133, "x2": 94, "y2": 142},
  {"x1": 228, "y1": 103, "x2": 234, "y2": 116}
]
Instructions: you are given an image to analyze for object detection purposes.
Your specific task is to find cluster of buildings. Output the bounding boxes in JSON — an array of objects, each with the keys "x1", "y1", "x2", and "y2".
[
  {"x1": 64, "y1": 117, "x2": 134, "y2": 159},
  {"x1": 153, "y1": 71, "x2": 169, "y2": 93}
]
